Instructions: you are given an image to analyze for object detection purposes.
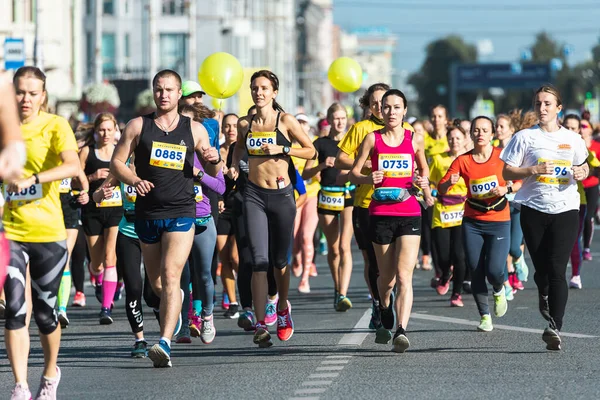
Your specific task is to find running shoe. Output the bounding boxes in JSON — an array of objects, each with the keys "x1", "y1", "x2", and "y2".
[
  {"x1": 380, "y1": 305, "x2": 395, "y2": 330},
  {"x1": 11, "y1": 383, "x2": 31, "y2": 400},
  {"x1": 392, "y1": 327, "x2": 410, "y2": 353},
  {"x1": 504, "y1": 284, "x2": 514, "y2": 301},
  {"x1": 238, "y1": 309, "x2": 256, "y2": 331},
  {"x1": 583, "y1": 248, "x2": 592, "y2": 261},
  {"x1": 542, "y1": 326, "x2": 562, "y2": 351},
  {"x1": 95, "y1": 284, "x2": 103, "y2": 303},
  {"x1": 298, "y1": 279, "x2": 310, "y2": 293},
  {"x1": 34, "y1": 366, "x2": 61, "y2": 400},
  {"x1": 375, "y1": 327, "x2": 392, "y2": 344},
  {"x1": 436, "y1": 279, "x2": 450, "y2": 296},
  {"x1": 335, "y1": 296, "x2": 353, "y2": 312},
  {"x1": 319, "y1": 237, "x2": 328, "y2": 256},
  {"x1": 114, "y1": 281, "x2": 125, "y2": 301},
  {"x1": 369, "y1": 301, "x2": 382, "y2": 330},
  {"x1": 265, "y1": 297, "x2": 278, "y2": 326},
  {"x1": 58, "y1": 310, "x2": 69, "y2": 329},
  {"x1": 276, "y1": 301, "x2": 294, "y2": 341},
  {"x1": 72, "y1": 291, "x2": 86, "y2": 307},
  {"x1": 222, "y1": 293, "x2": 230, "y2": 310},
  {"x1": 0, "y1": 299, "x2": 5, "y2": 319},
  {"x1": 494, "y1": 288, "x2": 508, "y2": 317},
  {"x1": 224, "y1": 303, "x2": 240, "y2": 319},
  {"x1": 189, "y1": 315, "x2": 202, "y2": 338},
  {"x1": 514, "y1": 256, "x2": 529, "y2": 282},
  {"x1": 462, "y1": 281, "x2": 472, "y2": 294},
  {"x1": 176, "y1": 324, "x2": 192, "y2": 344},
  {"x1": 253, "y1": 322, "x2": 273, "y2": 348},
  {"x1": 430, "y1": 276, "x2": 440, "y2": 289},
  {"x1": 131, "y1": 340, "x2": 148, "y2": 358},
  {"x1": 333, "y1": 290, "x2": 339, "y2": 309},
  {"x1": 539, "y1": 293, "x2": 552, "y2": 322},
  {"x1": 569, "y1": 275, "x2": 582, "y2": 289},
  {"x1": 450, "y1": 293, "x2": 464, "y2": 307},
  {"x1": 99, "y1": 307, "x2": 113, "y2": 325},
  {"x1": 148, "y1": 340, "x2": 172, "y2": 368},
  {"x1": 511, "y1": 275, "x2": 525, "y2": 291},
  {"x1": 477, "y1": 314, "x2": 493, "y2": 332},
  {"x1": 201, "y1": 315, "x2": 216, "y2": 344}
]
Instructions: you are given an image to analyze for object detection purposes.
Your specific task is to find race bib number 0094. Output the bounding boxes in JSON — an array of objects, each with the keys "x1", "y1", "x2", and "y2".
[
  {"x1": 150, "y1": 141, "x2": 186, "y2": 170},
  {"x1": 318, "y1": 190, "x2": 344, "y2": 211}
]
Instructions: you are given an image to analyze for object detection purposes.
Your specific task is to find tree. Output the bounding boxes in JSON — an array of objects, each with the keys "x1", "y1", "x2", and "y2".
[{"x1": 408, "y1": 35, "x2": 477, "y2": 117}]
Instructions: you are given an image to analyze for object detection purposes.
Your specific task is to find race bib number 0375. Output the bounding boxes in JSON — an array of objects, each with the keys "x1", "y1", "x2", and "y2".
[{"x1": 150, "y1": 142, "x2": 186, "y2": 170}]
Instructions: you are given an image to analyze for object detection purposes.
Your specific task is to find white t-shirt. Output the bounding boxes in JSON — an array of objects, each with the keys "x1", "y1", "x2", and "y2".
[{"x1": 500, "y1": 125, "x2": 588, "y2": 214}]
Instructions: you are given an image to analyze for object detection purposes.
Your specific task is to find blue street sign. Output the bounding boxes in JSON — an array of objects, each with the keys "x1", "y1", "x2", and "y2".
[
  {"x1": 4, "y1": 38, "x2": 25, "y2": 70},
  {"x1": 454, "y1": 63, "x2": 552, "y2": 90}
]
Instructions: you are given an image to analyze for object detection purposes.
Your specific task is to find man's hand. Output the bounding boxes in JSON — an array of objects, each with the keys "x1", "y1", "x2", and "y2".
[{"x1": 134, "y1": 179, "x2": 154, "y2": 196}]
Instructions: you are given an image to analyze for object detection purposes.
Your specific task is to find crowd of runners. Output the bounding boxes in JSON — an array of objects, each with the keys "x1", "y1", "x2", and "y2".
[{"x1": 0, "y1": 66, "x2": 598, "y2": 399}]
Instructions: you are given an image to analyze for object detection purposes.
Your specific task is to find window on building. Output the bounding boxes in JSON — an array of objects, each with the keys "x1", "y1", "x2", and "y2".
[
  {"x1": 102, "y1": 33, "x2": 116, "y2": 75},
  {"x1": 162, "y1": 0, "x2": 185, "y2": 15},
  {"x1": 103, "y1": 0, "x2": 114, "y2": 15},
  {"x1": 86, "y1": 32, "x2": 94, "y2": 79},
  {"x1": 159, "y1": 34, "x2": 187, "y2": 76},
  {"x1": 86, "y1": 0, "x2": 93, "y2": 15},
  {"x1": 124, "y1": 34, "x2": 131, "y2": 59}
]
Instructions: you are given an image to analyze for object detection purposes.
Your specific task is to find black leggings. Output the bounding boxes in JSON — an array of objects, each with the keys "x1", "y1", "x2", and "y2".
[
  {"x1": 352, "y1": 206, "x2": 380, "y2": 304},
  {"x1": 583, "y1": 186, "x2": 598, "y2": 249},
  {"x1": 5, "y1": 241, "x2": 67, "y2": 334},
  {"x1": 432, "y1": 226, "x2": 466, "y2": 295},
  {"x1": 70, "y1": 226, "x2": 88, "y2": 293},
  {"x1": 520, "y1": 206, "x2": 579, "y2": 330},
  {"x1": 243, "y1": 181, "x2": 296, "y2": 272},
  {"x1": 234, "y1": 194, "x2": 278, "y2": 309},
  {"x1": 116, "y1": 232, "x2": 144, "y2": 334}
]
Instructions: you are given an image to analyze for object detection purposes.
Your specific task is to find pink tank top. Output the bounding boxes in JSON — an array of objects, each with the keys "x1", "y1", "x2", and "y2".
[{"x1": 369, "y1": 130, "x2": 421, "y2": 217}]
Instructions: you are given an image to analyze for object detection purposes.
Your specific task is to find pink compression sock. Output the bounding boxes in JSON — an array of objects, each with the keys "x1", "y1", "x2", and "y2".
[{"x1": 101, "y1": 266, "x2": 118, "y2": 309}]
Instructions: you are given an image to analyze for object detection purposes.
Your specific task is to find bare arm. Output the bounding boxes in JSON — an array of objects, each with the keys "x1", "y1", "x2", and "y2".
[
  {"x1": 8, "y1": 150, "x2": 80, "y2": 193},
  {"x1": 283, "y1": 114, "x2": 316, "y2": 160},
  {"x1": 229, "y1": 118, "x2": 250, "y2": 180},
  {"x1": 414, "y1": 147, "x2": 433, "y2": 205},
  {"x1": 192, "y1": 120, "x2": 220, "y2": 177},
  {"x1": 349, "y1": 133, "x2": 376, "y2": 185},
  {"x1": 302, "y1": 157, "x2": 328, "y2": 180},
  {"x1": 334, "y1": 149, "x2": 354, "y2": 170}
]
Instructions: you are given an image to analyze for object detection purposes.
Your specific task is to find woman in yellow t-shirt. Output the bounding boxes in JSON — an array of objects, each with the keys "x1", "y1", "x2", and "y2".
[
  {"x1": 4, "y1": 66, "x2": 80, "y2": 399},
  {"x1": 429, "y1": 123, "x2": 468, "y2": 307}
]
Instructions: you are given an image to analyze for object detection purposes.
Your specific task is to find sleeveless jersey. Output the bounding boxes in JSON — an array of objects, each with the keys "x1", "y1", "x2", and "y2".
[
  {"x1": 134, "y1": 114, "x2": 195, "y2": 219},
  {"x1": 369, "y1": 130, "x2": 420, "y2": 217}
]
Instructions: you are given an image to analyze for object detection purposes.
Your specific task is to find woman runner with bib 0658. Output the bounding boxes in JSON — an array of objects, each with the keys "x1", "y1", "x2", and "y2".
[
  {"x1": 4, "y1": 66, "x2": 81, "y2": 400},
  {"x1": 501, "y1": 86, "x2": 589, "y2": 350},
  {"x1": 230, "y1": 70, "x2": 316, "y2": 348},
  {"x1": 350, "y1": 89, "x2": 433, "y2": 353}
]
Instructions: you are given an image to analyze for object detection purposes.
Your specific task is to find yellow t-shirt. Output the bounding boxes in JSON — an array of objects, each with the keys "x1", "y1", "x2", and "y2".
[
  {"x1": 424, "y1": 133, "x2": 449, "y2": 165},
  {"x1": 578, "y1": 149, "x2": 600, "y2": 205},
  {"x1": 338, "y1": 119, "x2": 414, "y2": 208},
  {"x1": 429, "y1": 153, "x2": 467, "y2": 229},
  {"x1": 292, "y1": 142, "x2": 320, "y2": 198},
  {"x1": 3, "y1": 112, "x2": 78, "y2": 242}
]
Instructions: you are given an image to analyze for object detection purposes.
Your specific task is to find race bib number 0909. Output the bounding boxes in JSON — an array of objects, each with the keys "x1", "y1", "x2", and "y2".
[
  {"x1": 379, "y1": 154, "x2": 412, "y2": 178},
  {"x1": 469, "y1": 176, "x2": 498, "y2": 199},
  {"x1": 246, "y1": 132, "x2": 276, "y2": 156},
  {"x1": 150, "y1": 142, "x2": 186, "y2": 170}
]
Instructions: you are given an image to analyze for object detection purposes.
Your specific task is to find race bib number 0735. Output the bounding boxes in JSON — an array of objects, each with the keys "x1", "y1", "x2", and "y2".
[{"x1": 379, "y1": 154, "x2": 412, "y2": 178}]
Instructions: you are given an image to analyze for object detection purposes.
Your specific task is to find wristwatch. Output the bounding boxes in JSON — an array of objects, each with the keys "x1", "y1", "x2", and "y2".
[
  {"x1": 196, "y1": 170, "x2": 205, "y2": 181},
  {"x1": 507, "y1": 186, "x2": 513, "y2": 194},
  {"x1": 282, "y1": 146, "x2": 291, "y2": 155}
]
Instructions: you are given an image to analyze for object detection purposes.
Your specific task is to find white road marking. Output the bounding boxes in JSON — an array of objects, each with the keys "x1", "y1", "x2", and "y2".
[
  {"x1": 321, "y1": 359, "x2": 350, "y2": 365},
  {"x1": 411, "y1": 312, "x2": 598, "y2": 338},
  {"x1": 308, "y1": 373, "x2": 339, "y2": 379},
  {"x1": 316, "y1": 365, "x2": 345, "y2": 371},
  {"x1": 337, "y1": 308, "x2": 371, "y2": 346},
  {"x1": 303, "y1": 381, "x2": 333, "y2": 386},
  {"x1": 294, "y1": 388, "x2": 328, "y2": 395},
  {"x1": 325, "y1": 355, "x2": 352, "y2": 359}
]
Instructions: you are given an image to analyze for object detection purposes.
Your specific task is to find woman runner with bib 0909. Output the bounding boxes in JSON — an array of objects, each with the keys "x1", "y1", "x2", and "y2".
[
  {"x1": 230, "y1": 70, "x2": 316, "y2": 348},
  {"x1": 501, "y1": 86, "x2": 589, "y2": 351},
  {"x1": 350, "y1": 89, "x2": 433, "y2": 353},
  {"x1": 438, "y1": 116, "x2": 511, "y2": 333},
  {"x1": 4, "y1": 66, "x2": 81, "y2": 400}
]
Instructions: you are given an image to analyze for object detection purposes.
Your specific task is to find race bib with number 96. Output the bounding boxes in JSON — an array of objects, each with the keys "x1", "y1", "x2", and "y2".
[
  {"x1": 150, "y1": 141, "x2": 186, "y2": 170},
  {"x1": 536, "y1": 158, "x2": 571, "y2": 185}
]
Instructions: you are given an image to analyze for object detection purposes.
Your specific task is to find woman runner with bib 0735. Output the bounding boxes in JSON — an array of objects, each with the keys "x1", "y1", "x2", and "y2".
[
  {"x1": 350, "y1": 89, "x2": 433, "y2": 353},
  {"x1": 501, "y1": 86, "x2": 589, "y2": 351},
  {"x1": 230, "y1": 70, "x2": 316, "y2": 348}
]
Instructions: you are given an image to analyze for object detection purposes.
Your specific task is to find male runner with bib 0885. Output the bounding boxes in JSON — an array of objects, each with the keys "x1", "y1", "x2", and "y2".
[{"x1": 110, "y1": 70, "x2": 221, "y2": 368}]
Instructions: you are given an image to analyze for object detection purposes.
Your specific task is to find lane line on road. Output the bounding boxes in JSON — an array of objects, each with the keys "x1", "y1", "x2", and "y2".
[
  {"x1": 321, "y1": 359, "x2": 350, "y2": 365},
  {"x1": 411, "y1": 312, "x2": 598, "y2": 338},
  {"x1": 316, "y1": 365, "x2": 345, "y2": 371},
  {"x1": 337, "y1": 309, "x2": 371, "y2": 346},
  {"x1": 308, "y1": 373, "x2": 339, "y2": 379},
  {"x1": 302, "y1": 381, "x2": 333, "y2": 386}
]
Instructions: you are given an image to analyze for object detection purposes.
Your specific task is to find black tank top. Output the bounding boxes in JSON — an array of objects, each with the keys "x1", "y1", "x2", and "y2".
[
  {"x1": 134, "y1": 114, "x2": 195, "y2": 219},
  {"x1": 244, "y1": 112, "x2": 292, "y2": 158},
  {"x1": 84, "y1": 145, "x2": 111, "y2": 194}
]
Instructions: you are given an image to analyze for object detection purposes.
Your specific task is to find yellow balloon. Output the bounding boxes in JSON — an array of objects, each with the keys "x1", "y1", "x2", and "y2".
[
  {"x1": 198, "y1": 52, "x2": 243, "y2": 99},
  {"x1": 328, "y1": 57, "x2": 363, "y2": 93},
  {"x1": 211, "y1": 97, "x2": 226, "y2": 110}
]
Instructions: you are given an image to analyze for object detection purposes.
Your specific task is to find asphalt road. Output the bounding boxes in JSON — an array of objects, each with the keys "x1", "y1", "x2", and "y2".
[{"x1": 1, "y1": 243, "x2": 599, "y2": 399}]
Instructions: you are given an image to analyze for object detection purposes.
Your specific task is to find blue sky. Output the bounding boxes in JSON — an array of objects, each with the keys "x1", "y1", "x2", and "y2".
[{"x1": 333, "y1": 0, "x2": 600, "y2": 76}]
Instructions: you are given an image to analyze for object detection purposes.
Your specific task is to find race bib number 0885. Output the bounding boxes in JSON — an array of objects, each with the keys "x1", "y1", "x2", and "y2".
[{"x1": 150, "y1": 142, "x2": 186, "y2": 170}]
